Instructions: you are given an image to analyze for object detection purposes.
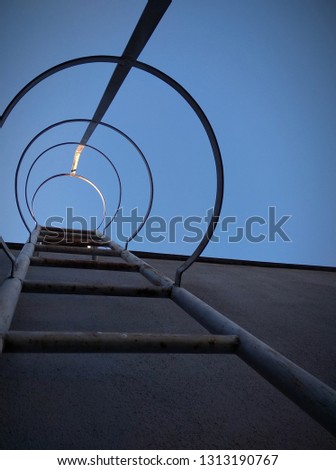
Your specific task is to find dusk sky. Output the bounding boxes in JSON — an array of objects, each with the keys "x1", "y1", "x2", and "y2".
[{"x1": 1, "y1": 0, "x2": 335, "y2": 266}]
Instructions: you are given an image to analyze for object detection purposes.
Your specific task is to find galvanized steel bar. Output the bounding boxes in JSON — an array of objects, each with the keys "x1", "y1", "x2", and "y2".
[
  {"x1": 3, "y1": 331, "x2": 239, "y2": 354},
  {"x1": 171, "y1": 285, "x2": 336, "y2": 437},
  {"x1": 30, "y1": 257, "x2": 139, "y2": 272},
  {"x1": 0, "y1": 225, "x2": 41, "y2": 352},
  {"x1": 22, "y1": 280, "x2": 171, "y2": 298}
]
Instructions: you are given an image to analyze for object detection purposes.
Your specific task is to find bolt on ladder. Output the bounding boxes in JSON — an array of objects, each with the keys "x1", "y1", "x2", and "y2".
[{"x1": 0, "y1": 225, "x2": 336, "y2": 437}]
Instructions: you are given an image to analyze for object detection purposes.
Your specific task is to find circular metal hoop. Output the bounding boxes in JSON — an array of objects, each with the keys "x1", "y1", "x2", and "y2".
[
  {"x1": 31, "y1": 173, "x2": 107, "y2": 230},
  {"x1": 4, "y1": 56, "x2": 223, "y2": 284},
  {"x1": 15, "y1": 120, "x2": 154, "y2": 243},
  {"x1": 25, "y1": 141, "x2": 122, "y2": 233}
]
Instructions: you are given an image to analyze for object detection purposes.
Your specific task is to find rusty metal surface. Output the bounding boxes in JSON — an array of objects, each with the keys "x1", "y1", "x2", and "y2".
[
  {"x1": 3, "y1": 331, "x2": 239, "y2": 354},
  {"x1": 22, "y1": 280, "x2": 171, "y2": 298}
]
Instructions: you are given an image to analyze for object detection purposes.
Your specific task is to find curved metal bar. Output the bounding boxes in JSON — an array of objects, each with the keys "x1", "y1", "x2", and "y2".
[
  {"x1": 15, "y1": 119, "x2": 154, "y2": 244},
  {"x1": 0, "y1": 237, "x2": 16, "y2": 278},
  {"x1": 31, "y1": 173, "x2": 107, "y2": 230},
  {"x1": 24, "y1": 142, "x2": 122, "y2": 233},
  {"x1": 5, "y1": 56, "x2": 223, "y2": 285}
]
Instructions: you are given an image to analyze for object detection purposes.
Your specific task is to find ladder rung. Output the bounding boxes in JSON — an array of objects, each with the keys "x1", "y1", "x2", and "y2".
[
  {"x1": 39, "y1": 231, "x2": 101, "y2": 240},
  {"x1": 22, "y1": 280, "x2": 171, "y2": 297},
  {"x1": 3, "y1": 331, "x2": 239, "y2": 354},
  {"x1": 40, "y1": 226, "x2": 97, "y2": 235},
  {"x1": 30, "y1": 257, "x2": 139, "y2": 271},
  {"x1": 35, "y1": 244, "x2": 120, "y2": 257},
  {"x1": 37, "y1": 237, "x2": 107, "y2": 247}
]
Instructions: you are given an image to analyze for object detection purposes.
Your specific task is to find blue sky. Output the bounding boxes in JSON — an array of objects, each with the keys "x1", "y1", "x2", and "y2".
[{"x1": 0, "y1": 0, "x2": 335, "y2": 266}]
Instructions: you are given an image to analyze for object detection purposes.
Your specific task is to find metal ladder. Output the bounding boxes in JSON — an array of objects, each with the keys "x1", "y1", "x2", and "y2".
[
  {"x1": 0, "y1": 224, "x2": 336, "y2": 437},
  {"x1": 0, "y1": 225, "x2": 238, "y2": 355}
]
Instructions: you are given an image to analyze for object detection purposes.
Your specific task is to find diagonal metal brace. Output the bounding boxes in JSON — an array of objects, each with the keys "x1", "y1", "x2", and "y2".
[{"x1": 72, "y1": 0, "x2": 172, "y2": 172}]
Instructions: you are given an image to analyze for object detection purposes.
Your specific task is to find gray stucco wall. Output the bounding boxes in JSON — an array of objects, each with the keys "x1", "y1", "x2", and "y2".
[{"x1": 0, "y1": 248, "x2": 335, "y2": 449}]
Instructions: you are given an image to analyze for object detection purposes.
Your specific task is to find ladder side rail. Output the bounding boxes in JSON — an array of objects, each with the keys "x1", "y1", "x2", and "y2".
[
  {"x1": 0, "y1": 225, "x2": 41, "y2": 351},
  {"x1": 97, "y1": 234, "x2": 336, "y2": 436},
  {"x1": 7, "y1": 227, "x2": 336, "y2": 435},
  {"x1": 98, "y1": 234, "x2": 173, "y2": 288},
  {"x1": 171, "y1": 285, "x2": 336, "y2": 438}
]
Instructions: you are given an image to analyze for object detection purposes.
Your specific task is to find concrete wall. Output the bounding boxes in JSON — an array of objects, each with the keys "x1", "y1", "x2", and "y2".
[{"x1": 0, "y1": 248, "x2": 335, "y2": 449}]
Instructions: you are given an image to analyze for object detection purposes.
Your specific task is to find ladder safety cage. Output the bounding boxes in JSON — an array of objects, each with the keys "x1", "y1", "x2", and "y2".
[{"x1": 0, "y1": 0, "x2": 335, "y2": 440}]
